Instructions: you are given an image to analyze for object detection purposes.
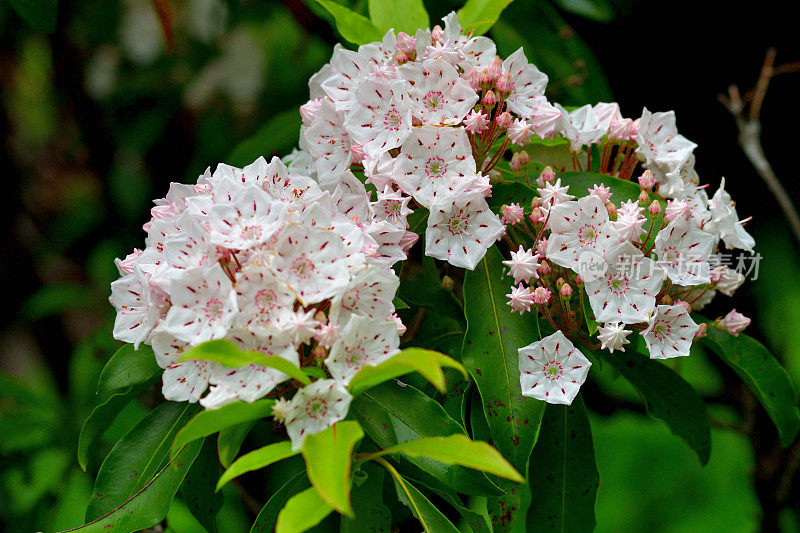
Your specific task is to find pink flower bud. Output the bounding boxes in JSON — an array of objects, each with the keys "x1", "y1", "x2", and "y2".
[
  {"x1": 482, "y1": 90, "x2": 497, "y2": 107},
  {"x1": 648, "y1": 200, "x2": 662, "y2": 217},
  {"x1": 529, "y1": 207, "x2": 544, "y2": 223},
  {"x1": 536, "y1": 237, "x2": 548, "y2": 257},
  {"x1": 398, "y1": 230, "x2": 419, "y2": 254},
  {"x1": 501, "y1": 203, "x2": 525, "y2": 225},
  {"x1": 518, "y1": 150, "x2": 530, "y2": 166},
  {"x1": 485, "y1": 57, "x2": 503, "y2": 83},
  {"x1": 431, "y1": 25, "x2": 444, "y2": 43},
  {"x1": 638, "y1": 169, "x2": 657, "y2": 191},
  {"x1": 463, "y1": 68, "x2": 480, "y2": 90},
  {"x1": 538, "y1": 260, "x2": 552, "y2": 277},
  {"x1": 509, "y1": 152, "x2": 524, "y2": 174},
  {"x1": 674, "y1": 299, "x2": 691, "y2": 312},
  {"x1": 396, "y1": 32, "x2": 416, "y2": 54},
  {"x1": 495, "y1": 111, "x2": 513, "y2": 129},
  {"x1": 605, "y1": 202, "x2": 617, "y2": 218},
  {"x1": 496, "y1": 72, "x2": 515, "y2": 98},
  {"x1": 533, "y1": 286, "x2": 552, "y2": 304},
  {"x1": 395, "y1": 50, "x2": 410, "y2": 65},
  {"x1": 717, "y1": 309, "x2": 751, "y2": 336},
  {"x1": 299, "y1": 98, "x2": 322, "y2": 125},
  {"x1": 638, "y1": 190, "x2": 650, "y2": 204},
  {"x1": 694, "y1": 323, "x2": 708, "y2": 339},
  {"x1": 575, "y1": 275, "x2": 584, "y2": 287},
  {"x1": 538, "y1": 165, "x2": 556, "y2": 186},
  {"x1": 560, "y1": 283, "x2": 573, "y2": 300}
]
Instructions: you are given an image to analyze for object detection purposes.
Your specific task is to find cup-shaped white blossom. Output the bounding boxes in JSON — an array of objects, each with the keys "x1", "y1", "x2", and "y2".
[
  {"x1": 641, "y1": 304, "x2": 699, "y2": 359},
  {"x1": 325, "y1": 316, "x2": 401, "y2": 384},
  {"x1": 654, "y1": 217, "x2": 717, "y2": 286},
  {"x1": 519, "y1": 330, "x2": 592, "y2": 405},
  {"x1": 546, "y1": 195, "x2": 618, "y2": 272},
  {"x1": 344, "y1": 77, "x2": 413, "y2": 160},
  {"x1": 283, "y1": 379, "x2": 353, "y2": 451},
  {"x1": 399, "y1": 58, "x2": 478, "y2": 125}
]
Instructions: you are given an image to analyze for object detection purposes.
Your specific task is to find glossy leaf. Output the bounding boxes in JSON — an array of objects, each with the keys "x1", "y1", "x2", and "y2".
[
  {"x1": 352, "y1": 381, "x2": 503, "y2": 496},
  {"x1": 380, "y1": 457, "x2": 460, "y2": 533},
  {"x1": 63, "y1": 439, "x2": 202, "y2": 532},
  {"x1": 216, "y1": 440, "x2": 298, "y2": 490},
  {"x1": 77, "y1": 385, "x2": 143, "y2": 471},
  {"x1": 368, "y1": 0, "x2": 428, "y2": 35},
  {"x1": 312, "y1": 0, "x2": 383, "y2": 45},
  {"x1": 171, "y1": 399, "x2": 275, "y2": 458},
  {"x1": 596, "y1": 342, "x2": 711, "y2": 465},
  {"x1": 96, "y1": 343, "x2": 160, "y2": 393},
  {"x1": 703, "y1": 329, "x2": 800, "y2": 446},
  {"x1": 526, "y1": 395, "x2": 599, "y2": 531},
  {"x1": 218, "y1": 420, "x2": 257, "y2": 468},
  {"x1": 341, "y1": 463, "x2": 391, "y2": 533},
  {"x1": 275, "y1": 486, "x2": 334, "y2": 533},
  {"x1": 180, "y1": 439, "x2": 222, "y2": 533},
  {"x1": 301, "y1": 421, "x2": 364, "y2": 516},
  {"x1": 85, "y1": 402, "x2": 199, "y2": 520},
  {"x1": 374, "y1": 434, "x2": 522, "y2": 482},
  {"x1": 457, "y1": 0, "x2": 515, "y2": 36},
  {"x1": 348, "y1": 348, "x2": 467, "y2": 396},
  {"x1": 398, "y1": 254, "x2": 464, "y2": 322},
  {"x1": 7, "y1": 0, "x2": 58, "y2": 33},
  {"x1": 461, "y1": 246, "x2": 548, "y2": 473},
  {"x1": 178, "y1": 339, "x2": 309, "y2": 385},
  {"x1": 251, "y1": 472, "x2": 310, "y2": 533}
]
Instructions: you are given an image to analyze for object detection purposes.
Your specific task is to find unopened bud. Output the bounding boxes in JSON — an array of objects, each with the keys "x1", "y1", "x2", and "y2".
[
  {"x1": 442, "y1": 275, "x2": 455, "y2": 291},
  {"x1": 518, "y1": 150, "x2": 530, "y2": 166},
  {"x1": 555, "y1": 277, "x2": 565, "y2": 288},
  {"x1": 482, "y1": 90, "x2": 497, "y2": 107},
  {"x1": 638, "y1": 190, "x2": 650, "y2": 204},
  {"x1": 533, "y1": 286, "x2": 551, "y2": 304},
  {"x1": 314, "y1": 310, "x2": 327, "y2": 324},
  {"x1": 496, "y1": 72, "x2": 514, "y2": 98},
  {"x1": 510, "y1": 152, "x2": 523, "y2": 174},
  {"x1": 396, "y1": 32, "x2": 416, "y2": 54},
  {"x1": 574, "y1": 275, "x2": 584, "y2": 287},
  {"x1": 560, "y1": 283, "x2": 573, "y2": 300},
  {"x1": 501, "y1": 203, "x2": 524, "y2": 225},
  {"x1": 717, "y1": 309, "x2": 751, "y2": 337},
  {"x1": 538, "y1": 260, "x2": 552, "y2": 276},
  {"x1": 638, "y1": 169, "x2": 657, "y2": 191},
  {"x1": 694, "y1": 323, "x2": 708, "y2": 339},
  {"x1": 659, "y1": 294, "x2": 673, "y2": 306},
  {"x1": 431, "y1": 25, "x2": 444, "y2": 43},
  {"x1": 485, "y1": 57, "x2": 503, "y2": 83},
  {"x1": 299, "y1": 98, "x2": 322, "y2": 126},
  {"x1": 648, "y1": 200, "x2": 662, "y2": 217},
  {"x1": 530, "y1": 196, "x2": 542, "y2": 209},
  {"x1": 495, "y1": 111, "x2": 513, "y2": 129},
  {"x1": 674, "y1": 299, "x2": 691, "y2": 312},
  {"x1": 605, "y1": 202, "x2": 617, "y2": 218},
  {"x1": 464, "y1": 68, "x2": 480, "y2": 90},
  {"x1": 311, "y1": 344, "x2": 327, "y2": 361},
  {"x1": 538, "y1": 166, "x2": 556, "y2": 186},
  {"x1": 529, "y1": 207, "x2": 544, "y2": 223},
  {"x1": 395, "y1": 50, "x2": 410, "y2": 65}
]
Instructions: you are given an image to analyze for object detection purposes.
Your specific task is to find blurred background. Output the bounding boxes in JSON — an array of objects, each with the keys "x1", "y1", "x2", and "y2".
[{"x1": 1, "y1": 0, "x2": 799, "y2": 531}]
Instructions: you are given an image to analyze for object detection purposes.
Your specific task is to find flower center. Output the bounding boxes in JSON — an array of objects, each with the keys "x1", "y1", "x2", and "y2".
[
  {"x1": 291, "y1": 255, "x2": 315, "y2": 280},
  {"x1": 305, "y1": 397, "x2": 328, "y2": 419},
  {"x1": 345, "y1": 346, "x2": 368, "y2": 368},
  {"x1": 341, "y1": 288, "x2": 360, "y2": 311},
  {"x1": 663, "y1": 246, "x2": 680, "y2": 267},
  {"x1": 425, "y1": 157, "x2": 447, "y2": 179},
  {"x1": 255, "y1": 289, "x2": 276, "y2": 311},
  {"x1": 383, "y1": 107, "x2": 402, "y2": 131},
  {"x1": 542, "y1": 361, "x2": 563, "y2": 380},
  {"x1": 423, "y1": 90, "x2": 444, "y2": 110},
  {"x1": 578, "y1": 224, "x2": 598, "y2": 246},
  {"x1": 240, "y1": 224, "x2": 263, "y2": 241},
  {"x1": 652, "y1": 320, "x2": 671, "y2": 341},
  {"x1": 203, "y1": 298, "x2": 225, "y2": 322},
  {"x1": 447, "y1": 214, "x2": 468, "y2": 236},
  {"x1": 606, "y1": 273, "x2": 629, "y2": 296}
]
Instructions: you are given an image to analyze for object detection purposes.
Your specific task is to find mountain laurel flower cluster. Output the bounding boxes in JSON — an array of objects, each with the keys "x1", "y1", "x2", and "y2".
[{"x1": 110, "y1": 156, "x2": 405, "y2": 449}]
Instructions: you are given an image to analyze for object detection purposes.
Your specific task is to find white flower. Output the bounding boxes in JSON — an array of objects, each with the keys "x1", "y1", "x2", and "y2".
[
  {"x1": 636, "y1": 108, "x2": 696, "y2": 167},
  {"x1": 707, "y1": 178, "x2": 755, "y2": 252},
  {"x1": 717, "y1": 309, "x2": 750, "y2": 336},
  {"x1": 321, "y1": 47, "x2": 373, "y2": 111},
  {"x1": 163, "y1": 264, "x2": 239, "y2": 345},
  {"x1": 507, "y1": 118, "x2": 533, "y2": 145},
  {"x1": 151, "y1": 332, "x2": 213, "y2": 403},
  {"x1": 399, "y1": 58, "x2": 478, "y2": 125},
  {"x1": 501, "y1": 48, "x2": 548, "y2": 118},
  {"x1": 283, "y1": 379, "x2": 353, "y2": 451},
  {"x1": 205, "y1": 185, "x2": 286, "y2": 250},
  {"x1": 530, "y1": 98, "x2": 562, "y2": 139},
  {"x1": 596, "y1": 322, "x2": 631, "y2": 353},
  {"x1": 325, "y1": 316, "x2": 401, "y2": 384},
  {"x1": 585, "y1": 241, "x2": 664, "y2": 324},
  {"x1": 502, "y1": 245, "x2": 541, "y2": 284},
  {"x1": 344, "y1": 77, "x2": 413, "y2": 160},
  {"x1": 358, "y1": 29, "x2": 398, "y2": 67},
  {"x1": 370, "y1": 186, "x2": 413, "y2": 228},
  {"x1": 556, "y1": 104, "x2": 607, "y2": 152},
  {"x1": 304, "y1": 99, "x2": 353, "y2": 184},
  {"x1": 393, "y1": 126, "x2": 477, "y2": 207},
  {"x1": 425, "y1": 192, "x2": 504, "y2": 270},
  {"x1": 507, "y1": 284, "x2": 534, "y2": 314},
  {"x1": 439, "y1": 12, "x2": 497, "y2": 70},
  {"x1": 641, "y1": 305, "x2": 699, "y2": 359},
  {"x1": 710, "y1": 265, "x2": 745, "y2": 296},
  {"x1": 537, "y1": 177, "x2": 574, "y2": 208},
  {"x1": 546, "y1": 195, "x2": 618, "y2": 272},
  {"x1": 654, "y1": 217, "x2": 717, "y2": 286},
  {"x1": 329, "y1": 264, "x2": 399, "y2": 327},
  {"x1": 611, "y1": 200, "x2": 647, "y2": 244},
  {"x1": 109, "y1": 267, "x2": 162, "y2": 348},
  {"x1": 519, "y1": 330, "x2": 591, "y2": 405},
  {"x1": 234, "y1": 264, "x2": 295, "y2": 331}
]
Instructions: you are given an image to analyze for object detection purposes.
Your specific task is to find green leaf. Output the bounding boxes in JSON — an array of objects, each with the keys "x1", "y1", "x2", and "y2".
[
  {"x1": 275, "y1": 486, "x2": 334, "y2": 533},
  {"x1": 77, "y1": 385, "x2": 143, "y2": 471},
  {"x1": 341, "y1": 463, "x2": 391, "y2": 533},
  {"x1": 171, "y1": 399, "x2": 275, "y2": 458},
  {"x1": 63, "y1": 440, "x2": 203, "y2": 532},
  {"x1": 218, "y1": 420, "x2": 257, "y2": 468},
  {"x1": 7, "y1": 0, "x2": 58, "y2": 33},
  {"x1": 85, "y1": 402, "x2": 200, "y2": 520},
  {"x1": 352, "y1": 382, "x2": 502, "y2": 495},
  {"x1": 379, "y1": 457, "x2": 459, "y2": 533},
  {"x1": 553, "y1": 0, "x2": 613, "y2": 21},
  {"x1": 227, "y1": 109, "x2": 302, "y2": 168},
  {"x1": 368, "y1": 0, "x2": 428, "y2": 34},
  {"x1": 348, "y1": 348, "x2": 467, "y2": 396},
  {"x1": 457, "y1": 0, "x2": 515, "y2": 36},
  {"x1": 703, "y1": 329, "x2": 800, "y2": 446},
  {"x1": 393, "y1": 296, "x2": 410, "y2": 309},
  {"x1": 461, "y1": 246, "x2": 548, "y2": 473},
  {"x1": 399, "y1": 254, "x2": 464, "y2": 322},
  {"x1": 301, "y1": 421, "x2": 364, "y2": 516},
  {"x1": 21, "y1": 284, "x2": 95, "y2": 320},
  {"x1": 373, "y1": 434, "x2": 522, "y2": 482},
  {"x1": 96, "y1": 344, "x2": 160, "y2": 393},
  {"x1": 178, "y1": 339, "x2": 310, "y2": 385},
  {"x1": 216, "y1": 440, "x2": 299, "y2": 491},
  {"x1": 180, "y1": 439, "x2": 223, "y2": 533},
  {"x1": 526, "y1": 395, "x2": 599, "y2": 531},
  {"x1": 312, "y1": 0, "x2": 383, "y2": 45},
  {"x1": 595, "y1": 341, "x2": 712, "y2": 465},
  {"x1": 251, "y1": 472, "x2": 310, "y2": 533}
]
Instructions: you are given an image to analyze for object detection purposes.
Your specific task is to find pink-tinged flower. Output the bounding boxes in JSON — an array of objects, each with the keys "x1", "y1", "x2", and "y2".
[
  {"x1": 325, "y1": 316, "x2": 400, "y2": 384},
  {"x1": 654, "y1": 218, "x2": 717, "y2": 286},
  {"x1": 425, "y1": 191, "x2": 504, "y2": 270},
  {"x1": 559, "y1": 283, "x2": 573, "y2": 299},
  {"x1": 597, "y1": 322, "x2": 631, "y2": 353},
  {"x1": 344, "y1": 77, "x2": 413, "y2": 161},
  {"x1": 277, "y1": 308, "x2": 320, "y2": 345},
  {"x1": 395, "y1": 31, "x2": 416, "y2": 54},
  {"x1": 502, "y1": 245, "x2": 541, "y2": 284},
  {"x1": 665, "y1": 198, "x2": 693, "y2": 221},
  {"x1": 507, "y1": 284, "x2": 535, "y2": 314},
  {"x1": 282, "y1": 379, "x2": 352, "y2": 450},
  {"x1": 464, "y1": 109, "x2": 490, "y2": 133},
  {"x1": 519, "y1": 330, "x2": 591, "y2": 405},
  {"x1": 304, "y1": 99, "x2": 353, "y2": 183},
  {"x1": 588, "y1": 183, "x2": 612, "y2": 204},
  {"x1": 399, "y1": 58, "x2": 478, "y2": 125},
  {"x1": 299, "y1": 98, "x2": 323, "y2": 126},
  {"x1": 482, "y1": 90, "x2": 497, "y2": 106},
  {"x1": 556, "y1": 103, "x2": 608, "y2": 152},
  {"x1": 495, "y1": 111, "x2": 513, "y2": 129},
  {"x1": 638, "y1": 169, "x2": 657, "y2": 191},
  {"x1": 546, "y1": 195, "x2": 618, "y2": 272},
  {"x1": 315, "y1": 323, "x2": 339, "y2": 349},
  {"x1": 537, "y1": 177, "x2": 574, "y2": 208},
  {"x1": 530, "y1": 98, "x2": 561, "y2": 139},
  {"x1": 329, "y1": 264, "x2": 399, "y2": 326},
  {"x1": 501, "y1": 203, "x2": 525, "y2": 225},
  {"x1": 717, "y1": 309, "x2": 751, "y2": 336},
  {"x1": 707, "y1": 178, "x2": 756, "y2": 252},
  {"x1": 163, "y1": 264, "x2": 239, "y2": 345},
  {"x1": 370, "y1": 185, "x2": 413, "y2": 228},
  {"x1": 635, "y1": 108, "x2": 696, "y2": 167},
  {"x1": 115, "y1": 248, "x2": 142, "y2": 275},
  {"x1": 710, "y1": 266, "x2": 745, "y2": 296},
  {"x1": 398, "y1": 230, "x2": 419, "y2": 255},
  {"x1": 390, "y1": 313, "x2": 407, "y2": 335},
  {"x1": 393, "y1": 126, "x2": 477, "y2": 208},
  {"x1": 321, "y1": 47, "x2": 373, "y2": 111},
  {"x1": 532, "y1": 286, "x2": 551, "y2": 304},
  {"x1": 150, "y1": 332, "x2": 214, "y2": 403},
  {"x1": 501, "y1": 48, "x2": 548, "y2": 118},
  {"x1": 537, "y1": 260, "x2": 552, "y2": 277},
  {"x1": 612, "y1": 200, "x2": 647, "y2": 244},
  {"x1": 648, "y1": 200, "x2": 662, "y2": 217},
  {"x1": 537, "y1": 166, "x2": 556, "y2": 187},
  {"x1": 642, "y1": 304, "x2": 699, "y2": 359},
  {"x1": 508, "y1": 118, "x2": 533, "y2": 145},
  {"x1": 585, "y1": 242, "x2": 664, "y2": 324},
  {"x1": 609, "y1": 117, "x2": 636, "y2": 141}
]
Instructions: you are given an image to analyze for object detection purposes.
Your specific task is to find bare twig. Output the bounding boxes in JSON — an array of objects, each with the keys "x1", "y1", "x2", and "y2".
[{"x1": 718, "y1": 48, "x2": 800, "y2": 246}]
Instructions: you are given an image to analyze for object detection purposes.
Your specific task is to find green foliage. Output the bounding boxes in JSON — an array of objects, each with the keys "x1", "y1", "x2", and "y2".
[
  {"x1": 7, "y1": 0, "x2": 58, "y2": 33},
  {"x1": 368, "y1": 0, "x2": 429, "y2": 35},
  {"x1": 217, "y1": 440, "x2": 299, "y2": 490},
  {"x1": 341, "y1": 463, "x2": 392, "y2": 532},
  {"x1": 594, "y1": 343, "x2": 712, "y2": 465},
  {"x1": 180, "y1": 439, "x2": 224, "y2": 533},
  {"x1": 348, "y1": 347, "x2": 467, "y2": 396},
  {"x1": 312, "y1": 0, "x2": 383, "y2": 45},
  {"x1": 179, "y1": 339, "x2": 310, "y2": 385},
  {"x1": 275, "y1": 486, "x2": 334, "y2": 533},
  {"x1": 457, "y1": 0, "x2": 516, "y2": 35},
  {"x1": 703, "y1": 329, "x2": 800, "y2": 446},
  {"x1": 301, "y1": 420, "x2": 364, "y2": 516},
  {"x1": 218, "y1": 420, "x2": 258, "y2": 468},
  {"x1": 527, "y1": 396, "x2": 599, "y2": 531},
  {"x1": 227, "y1": 109, "x2": 303, "y2": 168},
  {"x1": 96, "y1": 344, "x2": 160, "y2": 393},
  {"x1": 251, "y1": 472, "x2": 310, "y2": 533}
]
